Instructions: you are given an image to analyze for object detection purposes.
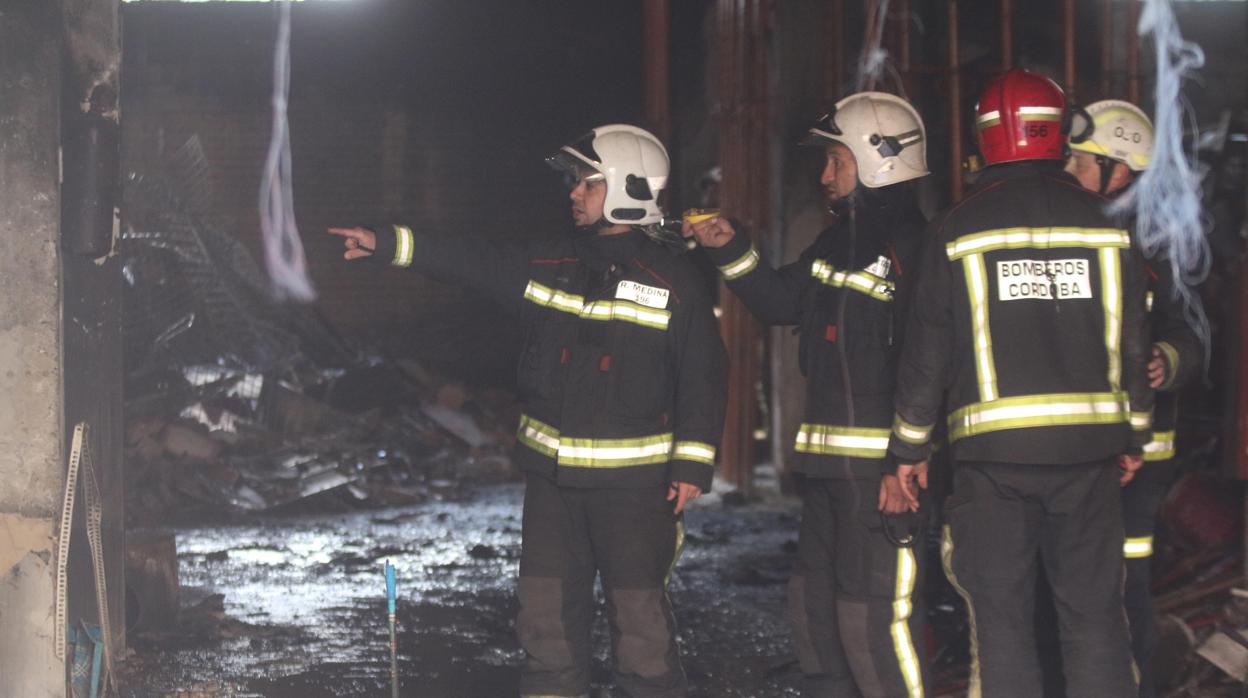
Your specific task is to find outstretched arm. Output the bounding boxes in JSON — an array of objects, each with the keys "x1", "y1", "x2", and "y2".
[{"x1": 329, "y1": 224, "x2": 533, "y2": 308}]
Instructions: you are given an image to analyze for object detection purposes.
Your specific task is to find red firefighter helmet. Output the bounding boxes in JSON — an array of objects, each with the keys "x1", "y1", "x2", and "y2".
[{"x1": 975, "y1": 68, "x2": 1067, "y2": 165}]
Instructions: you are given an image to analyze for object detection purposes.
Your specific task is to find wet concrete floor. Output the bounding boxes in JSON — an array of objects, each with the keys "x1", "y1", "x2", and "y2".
[{"x1": 123, "y1": 483, "x2": 806, "y2": 697}]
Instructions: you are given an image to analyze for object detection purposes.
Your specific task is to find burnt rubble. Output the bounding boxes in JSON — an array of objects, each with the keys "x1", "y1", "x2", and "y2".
[{"x1": 121, "y1": 138, "x2": 516, "y2": 527}]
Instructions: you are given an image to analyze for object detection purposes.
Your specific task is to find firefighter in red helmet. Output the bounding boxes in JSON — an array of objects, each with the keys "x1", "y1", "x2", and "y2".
[{"x1": 888, "y1": 68, "x2": 1153, "y2": 697}]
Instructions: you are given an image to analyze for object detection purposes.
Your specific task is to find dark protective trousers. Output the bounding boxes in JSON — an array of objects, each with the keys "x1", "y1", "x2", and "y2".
[
  {"x1": 517, "y1": 473, "x2": 686, "y2": 698},
  {"x1": 789, "y1": 478, "x2": 927, "y2": 698},
  {"x1": 1121, "y1": 460, "x2": 1177, "y2": 698},
  {"x1": 942, "y1": 460, "x2": 1137, "y2": 698}
]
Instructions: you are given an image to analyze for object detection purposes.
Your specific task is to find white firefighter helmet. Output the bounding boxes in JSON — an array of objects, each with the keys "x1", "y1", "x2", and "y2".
[
  {"x1": 802, "y1": 92, "x2": 929, "y2": 188},
  {"x1": 1069, "y1": 99, "x2": 1154, "y2": 172},
  {"x1": 546, "y1": 124, "x2": 670, "y2": 225}
]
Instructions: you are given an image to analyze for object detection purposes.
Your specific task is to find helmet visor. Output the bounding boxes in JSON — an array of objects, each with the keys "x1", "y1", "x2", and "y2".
[
  {"x1": 545, "y1": 151, "x2": 606, "y2": 190},
  {"x1": 799, "y1": 108, "x2": 843, "y2": 146}
]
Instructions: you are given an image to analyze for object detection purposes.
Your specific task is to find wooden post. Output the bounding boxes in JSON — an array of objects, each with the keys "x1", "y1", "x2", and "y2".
[
  {"x1": 715, "y1": 0, "x2": 769, "y2": 491},
  {"x1": 643, "y1": 0, "x2": 672, "y2": 145},
  {"x1": 1127, "y1": 0, "x2": 1142, "y2": 103},
  {"x1": 899, "y1": 0, "x2": 914, "y2": 97},
  {"x1": 824, "y1": 0, "x2": 845, "y2": 99},
  {"x1": 1231, "y1": 252, "x2": 1248, "y2": 481},
  {"x1": 1063, "y1": 0, "x2": 1077, "y2": 100},
  {"x1": 948, "y1": 0, "x2": 963, "y2": 202},
  {"x1": 1100, "y1": 0, "x2": 1113, "y2": 98},
  {"x1": 1001, "y1": 0, "x2": 1013, "y2": 71},
  {"x1": 124, "y1": 532, "x2": 180, "y2": 633}
]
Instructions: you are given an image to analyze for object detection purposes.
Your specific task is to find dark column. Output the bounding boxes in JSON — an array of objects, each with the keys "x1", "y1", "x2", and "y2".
[
  {"x1": 715, "y1": 0, "x2": 771, "y2": 490},
  {"x1": 643, "y1": 0, "x2": 672, "y2": 145}
]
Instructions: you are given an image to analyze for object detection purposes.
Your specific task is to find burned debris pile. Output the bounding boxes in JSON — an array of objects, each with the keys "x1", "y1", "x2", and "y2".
[{"x1": 121, "y1": 138, "x2": 516, "y2": 525}]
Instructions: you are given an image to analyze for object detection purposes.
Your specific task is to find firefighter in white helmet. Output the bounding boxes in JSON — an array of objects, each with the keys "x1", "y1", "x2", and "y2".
[
  {"x1": 1067, "y1": 99, "x2": 1203, "y2": 698},
  {"x1": 331, "y1": 124, "x2": 727, "y2": 697},
  {"x1": 1067, "y1": 99, "x2": 1155, "y2": 194},
  {"x1": 685, "y1": 92, "x2": 930, "y2": 697}
]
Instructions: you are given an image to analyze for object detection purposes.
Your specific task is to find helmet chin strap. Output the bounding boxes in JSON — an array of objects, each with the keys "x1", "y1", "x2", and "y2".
[{"x1": 1096, "y1": 156, "x2": 1116, "y2": 196}]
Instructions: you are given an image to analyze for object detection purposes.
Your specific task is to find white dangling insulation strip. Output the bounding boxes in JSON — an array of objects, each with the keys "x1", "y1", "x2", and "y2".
[
  {"x1": 260, "y1": 0, "x2": 316, "y2": 302},
  {"x1": 855, "y1": 0, "x2": 893, "y2": 92},
  {"x1": 1108, "y1": 0, "x2": 1211, "y2": 354}
]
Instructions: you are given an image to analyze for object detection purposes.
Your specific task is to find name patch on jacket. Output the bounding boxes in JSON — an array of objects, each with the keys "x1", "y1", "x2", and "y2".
[
  {"x1": 615, "y1": 280, "x2": 671, "y2": 309},
  {"x1": 997, "y1": 259, "x2": 1092, "y2": 301}
]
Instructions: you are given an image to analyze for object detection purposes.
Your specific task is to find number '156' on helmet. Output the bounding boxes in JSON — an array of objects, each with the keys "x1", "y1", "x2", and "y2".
[{"x1": 976, "y1": 68, "x2": 1068, "y2": 165}]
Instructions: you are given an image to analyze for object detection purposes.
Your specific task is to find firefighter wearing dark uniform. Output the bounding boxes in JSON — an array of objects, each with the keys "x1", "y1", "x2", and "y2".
[
  {"x1": 685, "y1": 93, "x2": 930, "y2": 698},
  {"x1": 888, "y1": 69, "x2": 1154, "y2": 698},
  {"x1": 1067, "y1": 99, "x2": 1204, "y2": 698},
  {"x1": 330, "y1": 124, "x2": 727, "y2": 698}
]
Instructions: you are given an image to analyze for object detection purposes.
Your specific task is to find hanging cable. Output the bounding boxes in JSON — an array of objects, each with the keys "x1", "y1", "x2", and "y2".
[
  {"x1": 260, "y1": 0, "x2": 316, "y2": 303},
  {"x1": 1108, "y1": 0, "x2": 1211, "y2": 357}
]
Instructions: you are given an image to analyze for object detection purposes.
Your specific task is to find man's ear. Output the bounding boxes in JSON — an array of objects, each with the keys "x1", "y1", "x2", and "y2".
[{"x1": 1109, "y1": 162, "x2": 1135, "y2": 195}]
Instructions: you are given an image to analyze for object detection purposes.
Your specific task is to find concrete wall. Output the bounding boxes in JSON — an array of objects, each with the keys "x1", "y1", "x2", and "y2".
[
  {"x1": 0, "y1": 1, "x2": 123, "y2": 694},
  {"x1": 0, "y1": 3, "x2": 72, "y2": 694}
]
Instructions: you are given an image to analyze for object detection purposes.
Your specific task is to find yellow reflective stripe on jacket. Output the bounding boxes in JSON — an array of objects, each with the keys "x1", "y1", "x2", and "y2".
[
  {"x1": 1123, "y1": 536, "x2": 1154, "y2": 559},
  {"x1": 523, "y1": 281, "x2": 671, "y2": 331},
  {"x1": 891, "y1": 547, "x2": 924, "y2": 698},
  {"x1": 892, "y1": 414, "x2": 933, "y2": 446},
  {"x1": 558, "y1": 433, "x2": 674, "y2": 468},
  {"x1": 392, "y1": 225, "x2": 415, "y2": 268},
  {"x1": 517, "y1": 414, "x2": 560, "y2": 457},
  {"x1": 1129, "y1": 411, "x2": 1152, "y2": 432},
  {"x1": 948, "y1": 392, "x2": 1128, "y2": 442},
  {"x1": 810, "y1": 259, "x2": 894, "y2": 301},
  {"x1": 674, "y1": 441, "x2": 717, "y2": 465},
  {"x1": 963, "y1": 254, "x2": 999, "y2": 402},
  {"x1": 1100, "y1": 248, "x2": 1123, "y2": 390},
  {"x1": 720, "y1": 246, "x2": 760, "y2": 280},
  {"x1": 516, "y1": 414, "x2": 679, "y2": 468},
  {"x1": 1146, "y1": 290, "x2": 1155, "y2": 312},
  {"x1": 581, "y1": 300, "x2": 671, "y2": 330},
  {"x1": 524, "y1": 280, "x2": 586, "y2": 314},
  {"x1": 795, "y1": 424, "x2": 891, "y2": 458},
  {"x1": 945, "y1": 227, "x2": 1130, "y2": 261},
  {"x1": 1144, "y1": 430, "x2": 1176, "y2": 462}
]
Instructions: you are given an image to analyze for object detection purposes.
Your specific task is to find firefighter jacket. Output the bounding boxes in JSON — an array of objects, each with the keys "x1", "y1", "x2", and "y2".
[
  {"x1": 1142, "y1": 251, "x2": 1203, "y2": 463},
  {"x1": 888, "y1": 162, "x2": 1154, "y2": 466},
  {"x1": 703, "y1": 187, "x2": 926, "y2": 479},
  {"x1": 368, "y1": 225, "x2": 728, "y2": 491}
]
